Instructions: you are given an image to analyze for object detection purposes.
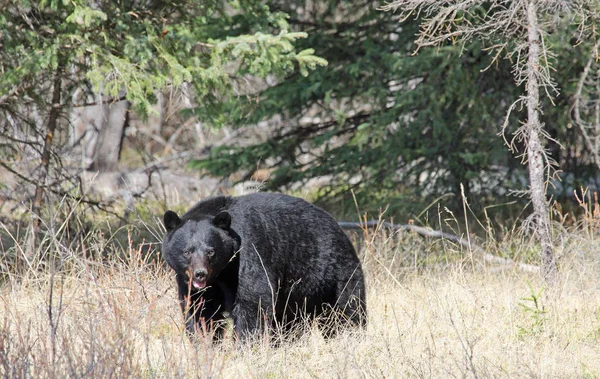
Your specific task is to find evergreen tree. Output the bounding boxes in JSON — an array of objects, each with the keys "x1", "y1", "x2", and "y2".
[
  {"x1": 194, "y1": 1, "x2": 521, "y2": 215},
  {"x1": 195, "y1": 1, "x2": 600, "y2": 219},
  {"x1": 0, "y1": 0, "x2": 324, "y2": 227}
]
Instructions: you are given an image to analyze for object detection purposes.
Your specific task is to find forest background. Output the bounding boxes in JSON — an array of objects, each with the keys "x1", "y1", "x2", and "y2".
[{"x1": 1, "y1": 1, "x2": 600, "y2": 377}]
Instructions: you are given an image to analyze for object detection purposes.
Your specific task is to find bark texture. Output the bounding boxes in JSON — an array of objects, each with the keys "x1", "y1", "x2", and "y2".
[{"x1": 525, "y1": 0, "x2": 557, "y2": 284}]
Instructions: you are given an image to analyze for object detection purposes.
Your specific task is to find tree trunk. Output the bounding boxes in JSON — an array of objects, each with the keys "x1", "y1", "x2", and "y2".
[
  {"x1": 32, "y1": 67, "x2": 62, "y2": 230},
  {"x1": 525, "y1": 0, "x2": 557, "y2": 284},
  {"x1": 89, "y1": 91, "x2": 130, "y2": 172}
]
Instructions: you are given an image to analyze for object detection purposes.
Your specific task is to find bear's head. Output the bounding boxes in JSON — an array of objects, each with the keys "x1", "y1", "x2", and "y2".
[{"x1": 162, "y1": 210, "x2": 237, "y2": 291}]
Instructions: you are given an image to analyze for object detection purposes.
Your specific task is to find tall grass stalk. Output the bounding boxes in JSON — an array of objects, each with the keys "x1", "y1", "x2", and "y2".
[{"x1": 1, "y1": 198, "x2": 599, "y2": 377}]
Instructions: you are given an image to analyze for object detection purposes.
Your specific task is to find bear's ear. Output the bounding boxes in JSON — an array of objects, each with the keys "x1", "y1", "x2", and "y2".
[
  {"x1": 163, "y1": 210, "x2": 182, "y2": 232},
  {"x1": 213, "y1": 211, "x2": 231, "y2": 230}
]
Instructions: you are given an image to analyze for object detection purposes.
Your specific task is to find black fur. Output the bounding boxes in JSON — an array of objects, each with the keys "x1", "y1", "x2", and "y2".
[{"x1": 162, "y1": 192, "x2": 366, "y2": 342}]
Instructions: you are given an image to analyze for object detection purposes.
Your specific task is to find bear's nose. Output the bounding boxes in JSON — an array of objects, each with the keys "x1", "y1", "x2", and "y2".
[{"x1": 194, "y1": 269, "x2": 207, "y2": 280}]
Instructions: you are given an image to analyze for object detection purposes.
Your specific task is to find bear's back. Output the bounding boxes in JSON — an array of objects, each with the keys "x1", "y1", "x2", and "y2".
[
  {"x1": 180, "y1": 192, "x2": 354, "y2": 260},
  {"x1": 229, "y1": 192, "x2": 356, "y2": 259},
  {"x1": 232, "y1": 192, "x2": 336, "y2": 224},
  {"x1": 181, "y1": 196, "x2": 233, "y2": 221}
]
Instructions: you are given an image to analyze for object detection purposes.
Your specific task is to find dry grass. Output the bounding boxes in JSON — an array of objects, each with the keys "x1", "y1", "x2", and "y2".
[{"x1": 1, "y1": 214, "x2": 600, "y2": 378}]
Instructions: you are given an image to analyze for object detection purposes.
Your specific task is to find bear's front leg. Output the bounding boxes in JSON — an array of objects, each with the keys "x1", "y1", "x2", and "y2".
[
  {"x1": 231, "y1": 293, "x2": 274, "y2": 343},
  {"x1": 177, "y1": 274, "x2": 226, "y2": 341},
  {"x1": 182, "y1": 292, "x2": 228, "y2": 341},
  {"x1": 178, "y1": 294, "x2": 199, "y2": 338}
]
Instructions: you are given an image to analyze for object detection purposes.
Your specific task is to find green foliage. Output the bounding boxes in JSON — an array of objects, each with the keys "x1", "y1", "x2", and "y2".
[
  {"x1": 0, "y1": 0, "x2": 324, "y2": 117},
  {"x1": 192, "y1": 1, "x2": 524, "y2": 216},
  {"x1": 193, "y1": 1, "x2": 600, "y2": 218},
  {"x1": 517, "y1": 282, "x2": 548, "y2": 337}
]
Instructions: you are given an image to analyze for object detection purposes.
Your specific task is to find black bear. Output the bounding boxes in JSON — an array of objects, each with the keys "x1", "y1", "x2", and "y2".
[{"x1": 161, "y1": 192, "x2": 366, "y2": 342}]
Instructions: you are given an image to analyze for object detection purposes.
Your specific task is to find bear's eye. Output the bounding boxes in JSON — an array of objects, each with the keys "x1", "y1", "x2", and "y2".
[
  {"x1": 183, "y1": 250, "x2": 192, "y2": 258},
  {"x1": 206, "y1": 248, "x2": 215, "y2": 258}
]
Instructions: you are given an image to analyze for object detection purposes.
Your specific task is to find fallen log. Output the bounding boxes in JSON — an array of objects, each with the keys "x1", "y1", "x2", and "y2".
[{"x1": 338, "y1": 221, "x2": 540, "y2": 273}]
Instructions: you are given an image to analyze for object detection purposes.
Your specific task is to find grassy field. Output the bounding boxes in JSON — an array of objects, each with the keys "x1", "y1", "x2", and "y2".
[{"x1": 1, "y1": 216, "x2": 599, "y2": 378}]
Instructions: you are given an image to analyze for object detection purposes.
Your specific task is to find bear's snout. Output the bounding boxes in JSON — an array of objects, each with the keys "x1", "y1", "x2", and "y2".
[
  {"x1": 194, "y1": 268, "x2": 208, "y2": 281},
  {"x1": 188, "y1": 268, "x2": 208, "y2": 289},
  {"x1": 187, "y1": 254, "x2": 211, "y2": 290}
]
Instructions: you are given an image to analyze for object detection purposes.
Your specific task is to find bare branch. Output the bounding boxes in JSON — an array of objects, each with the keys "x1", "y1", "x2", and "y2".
[{"x1": 572, "y1": 40, "x2": 600, "y2": 167}]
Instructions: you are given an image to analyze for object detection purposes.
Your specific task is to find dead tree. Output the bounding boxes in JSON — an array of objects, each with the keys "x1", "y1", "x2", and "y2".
[
  {"x1": 523, "y1": 1, "x2": 557, "y2": 284},
  {"x1": 89, "y1": 92, "x2": 131, "y2": 172},
  {"x1": 381, "y1": 0, "x2": 600, "y2": 284}
]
